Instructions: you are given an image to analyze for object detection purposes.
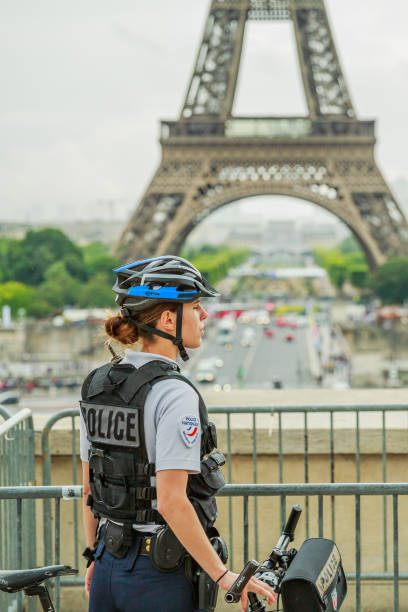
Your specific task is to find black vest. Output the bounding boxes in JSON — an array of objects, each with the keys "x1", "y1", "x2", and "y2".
[{"x1": 80, "y1": 359, "x2": 226, "y2": 532}]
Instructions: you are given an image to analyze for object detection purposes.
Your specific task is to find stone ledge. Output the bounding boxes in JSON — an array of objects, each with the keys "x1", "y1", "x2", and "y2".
[{"x1": 33, "y1": 387, "x2": 408, "y2": 456}]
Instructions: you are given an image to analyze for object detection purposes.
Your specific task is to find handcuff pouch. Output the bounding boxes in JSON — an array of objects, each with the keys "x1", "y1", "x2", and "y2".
[
  {"x1": 104, "y1": 521, "x2": 133, "y2": 559},
  {"x1": 149, "y1": 525, "x2": 186, "y2": 573}
]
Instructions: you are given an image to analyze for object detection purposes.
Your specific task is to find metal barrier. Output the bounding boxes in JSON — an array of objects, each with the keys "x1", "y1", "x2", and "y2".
[
  {"x1": 0, "y1": 483, "x2": 407, "y2": 612},
  {"x1": 217, "y1": 482, "x2": 408, "y2": 612},
  {"x1": 0, "y1": 485, "x2": 82, "y2": 612},
  {"x1": 0, "y1": 409, "x2": 36, "y2": 612},
  {"x1": 39, "y1": 404, "x2": 408, "y2": 609},
  {"x1": 209, "y1": 404, "x2": 408, "y2": 568},
  {"x1": 42, "y1": 410, "x2": 81, "y2": 572}
]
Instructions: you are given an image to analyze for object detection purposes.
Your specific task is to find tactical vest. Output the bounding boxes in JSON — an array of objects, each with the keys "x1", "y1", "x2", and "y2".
[{"x1": 80, "y1": 359, "x2": 226, "y2": 532}]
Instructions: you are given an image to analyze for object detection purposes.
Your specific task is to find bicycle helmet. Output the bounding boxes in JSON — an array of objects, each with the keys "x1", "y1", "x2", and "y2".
[{"x1": 113, "y1": 255, "x2": 219, "y2": 361}]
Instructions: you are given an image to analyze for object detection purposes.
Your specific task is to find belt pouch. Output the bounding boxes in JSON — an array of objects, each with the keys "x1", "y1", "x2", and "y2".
[
  {"x1": 197, "y1": 570, "x2": 218, "y2": 612},
  {"x1": 104, "y1": 521, "x2": 133, "y2": 559},
  {"x1": 149, "y1": 525, "x2": 186, "y2": 572}
]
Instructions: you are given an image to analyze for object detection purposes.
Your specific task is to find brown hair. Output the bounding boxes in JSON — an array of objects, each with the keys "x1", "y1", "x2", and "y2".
[{"x1": 105, "y1": 302, "x2": 178, "y2": 346}]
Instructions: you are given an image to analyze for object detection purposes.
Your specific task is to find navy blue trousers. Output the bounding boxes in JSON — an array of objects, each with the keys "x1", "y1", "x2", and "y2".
[{"x1": 89, "y1": 532, "x2": 204, "y2": 612}]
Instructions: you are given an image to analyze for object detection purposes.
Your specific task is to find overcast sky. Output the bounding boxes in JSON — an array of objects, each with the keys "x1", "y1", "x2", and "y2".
[{"x1": 1, "y1": 1, "x2": 408, "y2": 226}]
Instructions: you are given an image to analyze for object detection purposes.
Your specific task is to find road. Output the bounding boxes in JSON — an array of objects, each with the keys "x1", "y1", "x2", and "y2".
[
  {"x1": 11, "y1": 314, "x2": 317, "y2": 415},
  {"x1": 188, "y1": 316, "x2": 316, "y2": 391}
]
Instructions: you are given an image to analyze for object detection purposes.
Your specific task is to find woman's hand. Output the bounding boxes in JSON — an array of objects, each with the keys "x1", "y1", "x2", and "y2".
[
  {"x1": 217, "y1": 570, "x2": 277, "y2": 611},
  {"x1": 85, "y1": 561, "x2": 94, "y2": 597}
]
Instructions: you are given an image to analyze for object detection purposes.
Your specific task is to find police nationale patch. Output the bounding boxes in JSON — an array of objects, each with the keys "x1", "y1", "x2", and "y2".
[
  {"x1": 331, "y1": 586, "x2": 338, "y2": 610},
  {"x1": 179, "y1": 415, "x2": 200, "y2": 447}
]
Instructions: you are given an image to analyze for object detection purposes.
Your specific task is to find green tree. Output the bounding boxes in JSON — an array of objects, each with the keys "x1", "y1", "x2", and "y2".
[
  {"x1": 81, "y1": 241, "x2": 119, "y2": 283},
  {"x1": 4, "y1": 240, "x2": 53, "y2": 285},
  {"x1": 40, "y1": 261, "x2": 82, "y2": 309},
  {"x1": 3, "y1": 228, "x2": 84, "y2": 285},
  {"x1": 85, "y1": 254, "x2": 119, "y2": 284},
  {"x1": 190, "y1": 248, "x2": 250, "y2": 285},
  {"x1": 328, "y1": 262, "x2": 347, "y2": 290},
  {"x1": 81, "y1": 241, "x2": 108, "y2": 261},
  {"x1": 0, "y1": 282, "x2": 33, "y2": 316},
  {"x1": 313, "y1": 246, "x2": 370, "y2": 291},
  {"x1": 348, "y1": 264, "x2": 369, "y2": 289},
  {"x1": 371, "y1": 257, "x2": 408, "y2": 304},
  {"x1": 78, "y1": 273, "x2": 116, "y2": 308},
  {"x1": 0, "y1": 238, "x2": 15, "y2": 282},
  {"x1": 29, "y1": 294, "x2": 55, "y2": 318},
  {"x1": 64, "y1": 253, "x2": 87, "y2": 281},
  {"x1": 339, "y1": 235, "x2": 361, "y2": 254}
]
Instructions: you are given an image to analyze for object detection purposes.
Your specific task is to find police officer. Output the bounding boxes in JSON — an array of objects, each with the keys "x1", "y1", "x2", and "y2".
[{"x1": 80, "y1": 255, "x2": 276, "y2": 612}]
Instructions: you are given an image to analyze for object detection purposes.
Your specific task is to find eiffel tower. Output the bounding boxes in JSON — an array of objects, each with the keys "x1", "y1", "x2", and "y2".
[{"x1": 116, "y1": 0, "x2": 408, "y2": 269}]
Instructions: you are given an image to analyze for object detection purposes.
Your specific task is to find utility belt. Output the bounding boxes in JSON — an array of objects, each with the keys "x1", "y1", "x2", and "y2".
[
  {"x1": 101, "y1": 520, "x2": 228, "y2": 612},
  {"x1": 101, "y1": 520, "x2": 186, "y2": 569}
]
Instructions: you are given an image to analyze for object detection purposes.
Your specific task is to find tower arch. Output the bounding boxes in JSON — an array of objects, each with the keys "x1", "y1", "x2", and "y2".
[{"x1": 115, "y1": 0, "x2": 408, "y2": 268}]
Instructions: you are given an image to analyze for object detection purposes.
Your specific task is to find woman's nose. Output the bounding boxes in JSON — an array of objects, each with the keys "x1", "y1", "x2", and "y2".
[{"x1": 200, "y1": 307, "x2": 208, "y2": 320}]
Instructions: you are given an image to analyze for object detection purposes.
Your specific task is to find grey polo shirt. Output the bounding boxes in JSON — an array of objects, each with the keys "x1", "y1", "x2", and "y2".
[{"x1": 79, "y1": 350, "x2": 201, "y2": 532}]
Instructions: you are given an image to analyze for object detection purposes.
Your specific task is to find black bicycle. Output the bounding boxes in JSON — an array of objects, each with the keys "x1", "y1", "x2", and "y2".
[
  {"x1": 0, "y1": 564, "x2": 77, "y2": 612},
  {"x1": 225, "y1": 505, "x2": 347, "y2": 612}
]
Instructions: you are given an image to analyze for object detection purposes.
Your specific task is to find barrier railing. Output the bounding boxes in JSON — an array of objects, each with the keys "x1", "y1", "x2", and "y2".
[
  {"x1": 208, "y1": 404, "x2": 408, "y2": 566},
  {"x1": 42, "y1": 411, "x2": 80, "y2": 571},
  {"x1": 0, "y1": 483, "x2": 407, "y2": 612},
  {"x1": 0, "y1": 485, "x2": 82, "y2": 612},
  {"x1": 217, "y1": 482, "x2": 408, "y2": 612},
  {"x1": 0, "y1": 409, "x2": 36, "y2": 612},
  {"x1": 40, "y1": 404, "x2": 408, "y2": 576}
]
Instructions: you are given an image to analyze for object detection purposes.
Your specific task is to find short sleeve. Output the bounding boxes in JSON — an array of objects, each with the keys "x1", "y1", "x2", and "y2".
[{"x1": 153, "y1": 380, "x2": 201, "y2": 473}]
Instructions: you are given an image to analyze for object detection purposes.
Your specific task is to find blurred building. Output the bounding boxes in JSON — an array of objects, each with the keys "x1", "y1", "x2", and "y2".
[
  {"x1": 0, "y1": 220, "x2": 124, "y2": 246},
  {"x1": 300, "y1": 221, "x2": 348, "y2": 249}
]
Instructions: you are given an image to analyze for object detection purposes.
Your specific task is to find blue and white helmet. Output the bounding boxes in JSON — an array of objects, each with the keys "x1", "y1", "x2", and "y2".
[
  {"x1": 112, "y1": 255, "x2": 219, "y2": 361},
  {"x1": 113, "y1": 255, "x2": 219, "y2": 312}
]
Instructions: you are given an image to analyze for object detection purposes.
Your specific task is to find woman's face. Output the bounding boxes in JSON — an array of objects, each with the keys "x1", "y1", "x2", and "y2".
[{"x1": 182, "y1": 299, "x2": 208, "y2": 349}]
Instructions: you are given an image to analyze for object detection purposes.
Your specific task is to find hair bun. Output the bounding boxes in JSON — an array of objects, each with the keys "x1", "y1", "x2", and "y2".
[{"x1": 105, "y1": 314, "x2": 139, "y2": 344}]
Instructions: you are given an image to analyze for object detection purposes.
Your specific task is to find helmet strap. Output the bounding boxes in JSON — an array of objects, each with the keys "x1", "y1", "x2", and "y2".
[
  {"x1": 122, "y1": 303, "x2": 189, "y2": 361},
  {"x1": 174, "y1": 303, "x2": 189, "y2": 361}
]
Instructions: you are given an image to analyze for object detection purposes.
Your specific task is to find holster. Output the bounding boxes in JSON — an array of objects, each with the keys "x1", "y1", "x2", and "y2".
[
  {"x1": 185, "y1": 529, "x2": 228, "y2": 612},
  {"x1": 104, "y1": 521, "x2": 134, "y2": 559},
  {"x1": 148, "y1": 525, "x2": 186, "y2": 573}
]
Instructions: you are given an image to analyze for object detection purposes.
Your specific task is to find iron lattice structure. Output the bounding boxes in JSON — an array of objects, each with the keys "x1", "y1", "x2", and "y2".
[{"x1": 116, "y1": 0, "x2": 408, "y2": 269}]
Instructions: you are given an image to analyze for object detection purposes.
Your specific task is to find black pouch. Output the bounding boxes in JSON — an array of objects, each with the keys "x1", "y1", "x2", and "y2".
[
  {"x1": 104, "y1": 521, "x2": 133, "y2": 559},
  {"x1": 188, "y1": 451, "x2": 226, "y2": 500},
  {"x1": 280, "y1": 538, "x2": 347, "y2": 612},
  {"x1": 186, "y1": 529, "x2": 228, "y2": 612},
  {"x1": 149, "y1": 525, "x2": 186, "y2": 573}
]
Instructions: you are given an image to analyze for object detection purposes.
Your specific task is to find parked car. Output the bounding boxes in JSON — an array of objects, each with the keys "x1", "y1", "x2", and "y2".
[{"x1": 0, "y1": 391, "x2": 20, "y2": 406}]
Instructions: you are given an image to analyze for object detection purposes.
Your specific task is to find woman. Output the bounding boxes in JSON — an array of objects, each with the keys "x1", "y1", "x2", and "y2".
[{"x1": 80, "y1": 255, "x2": 276, "y2": 612}]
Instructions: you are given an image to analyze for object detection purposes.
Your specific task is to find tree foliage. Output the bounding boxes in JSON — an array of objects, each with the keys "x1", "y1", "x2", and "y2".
[
  {"x1": 0, "y1": 230, "x2": 120, "y2": 317},
  {"x1": 186, "y1": 247, "x2": 250, "y2": 286},
  {"x1": 1, "y1": 234, "x2": 248, "y2": 318},
  {"x1": 313, "y1": 246, "x2": 369, "y2": 291},
  {"x1": 0, "y1": 282, "x2": 33, "y2": 316},
  {"x1": 2, "y1": 228, "x2": 84, "y2": 286},
  {"x1": 338, "y1": 235, "x2": 361, "y2": 254},
  {"x1": 370, "y1": 257, "x2": 408, "y2": 304}
]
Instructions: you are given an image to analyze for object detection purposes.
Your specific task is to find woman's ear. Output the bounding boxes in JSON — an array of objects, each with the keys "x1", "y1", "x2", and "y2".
[{"x1": 159, "y1": 309, "x2": 176, "y2": 331}]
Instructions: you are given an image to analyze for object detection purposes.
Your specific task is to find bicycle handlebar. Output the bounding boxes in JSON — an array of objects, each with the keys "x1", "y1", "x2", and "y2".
[{"x1": 225, "y1": 559, "x2": 260, "y2": 603}]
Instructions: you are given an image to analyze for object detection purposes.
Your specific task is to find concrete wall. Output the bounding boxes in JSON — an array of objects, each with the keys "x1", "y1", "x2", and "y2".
[{"x1": 31, "y1": 397, "x2": 408, "y2": 612}]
